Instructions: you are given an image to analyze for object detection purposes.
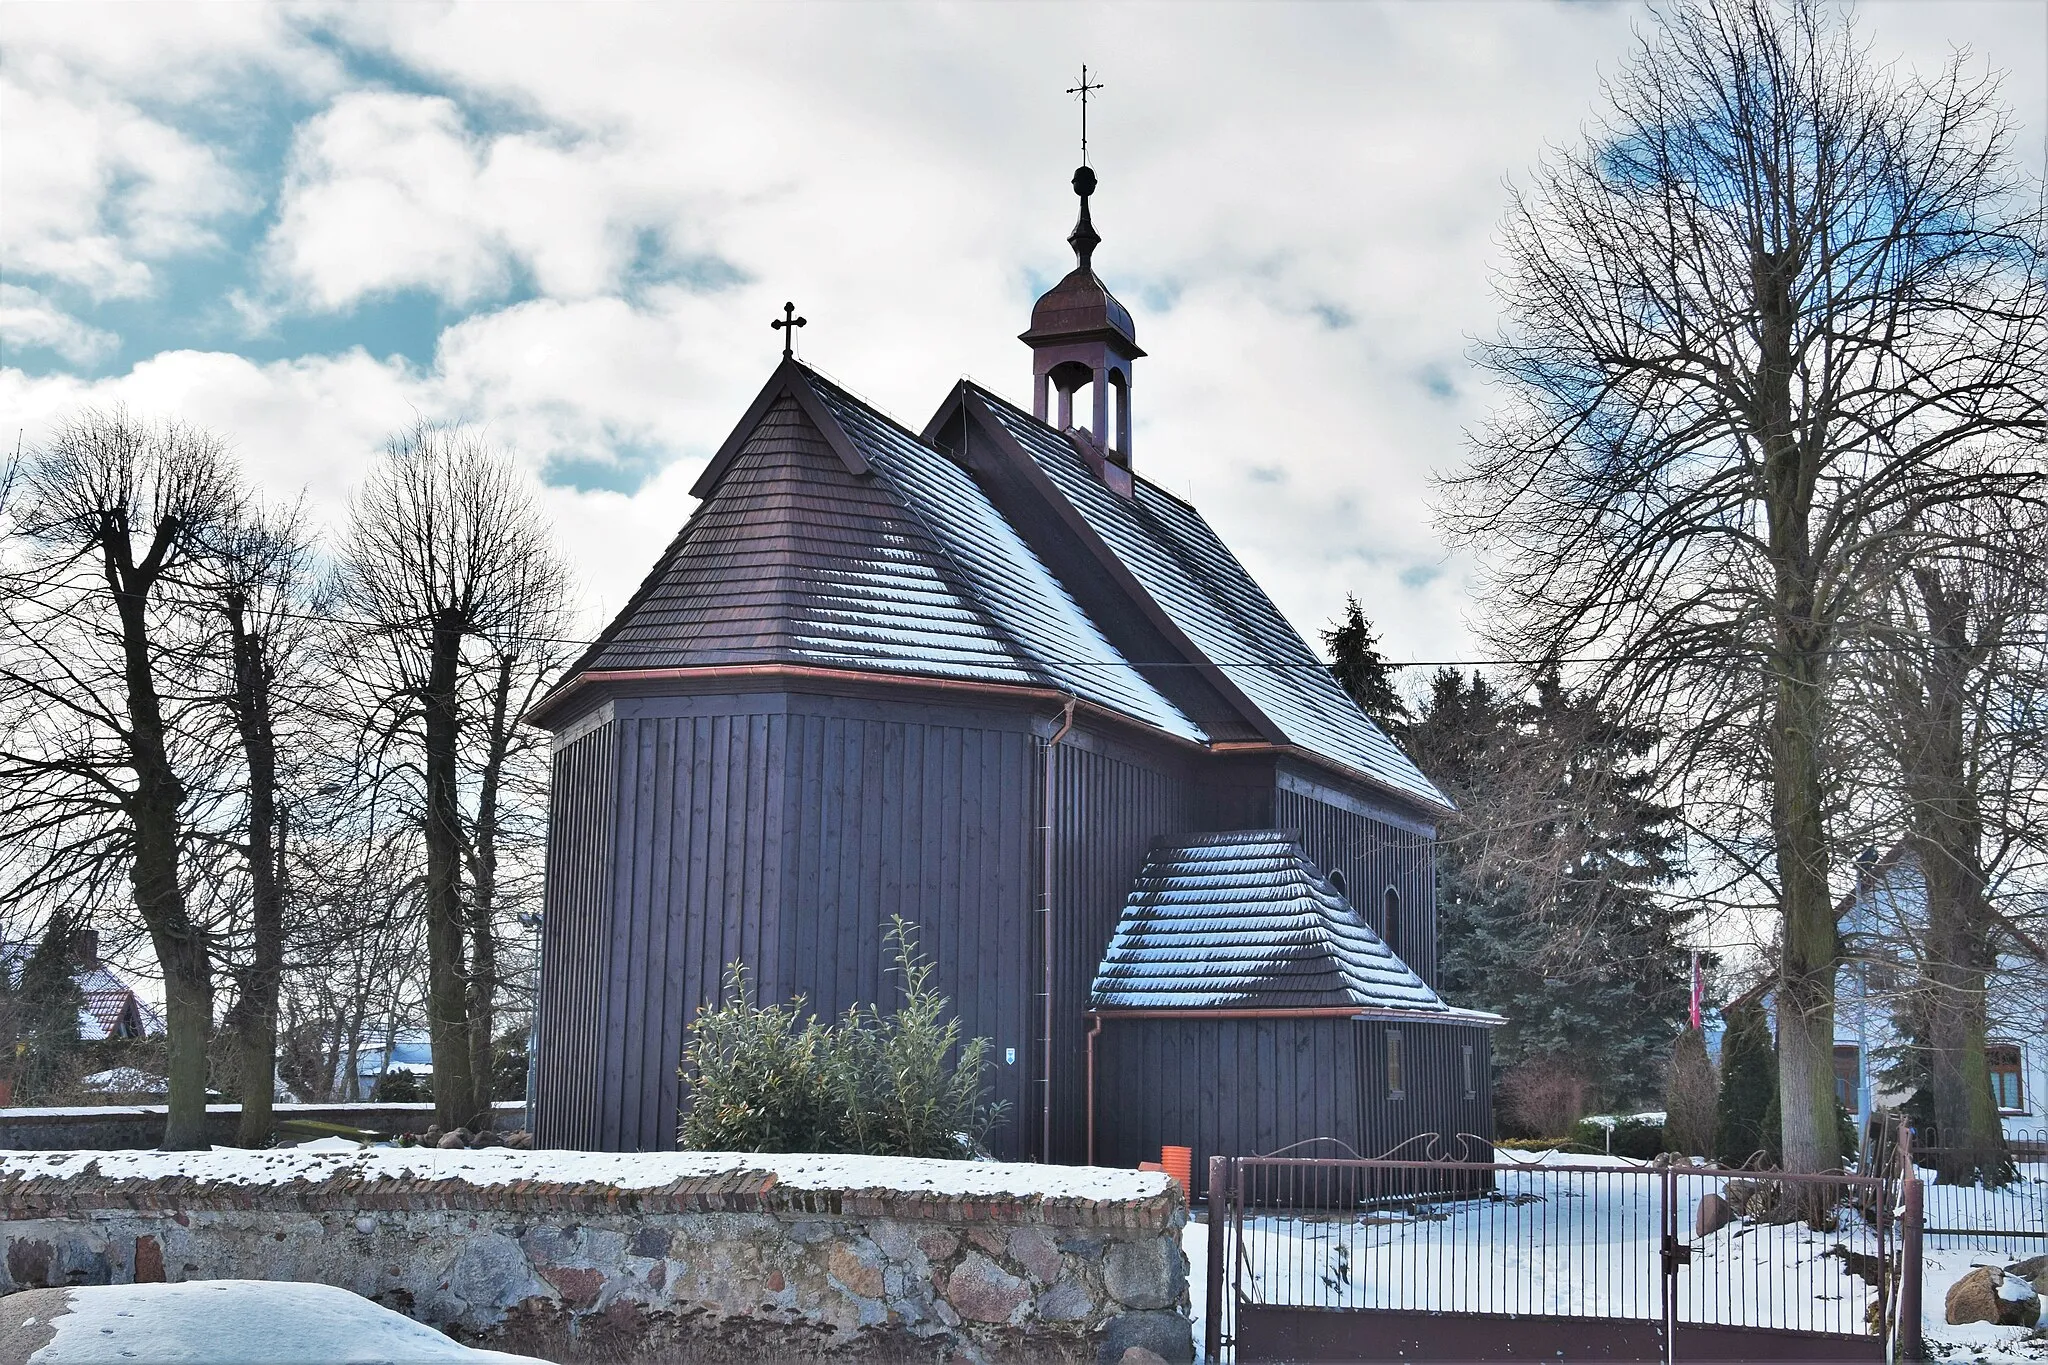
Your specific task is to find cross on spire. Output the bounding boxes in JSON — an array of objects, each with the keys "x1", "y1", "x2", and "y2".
[
  {"x1": 771, "y1": 301, "x2": 806, "y2": 359},
  {"x1": 1066, "y1": 64, "x2": 1104, "y2": 166}
]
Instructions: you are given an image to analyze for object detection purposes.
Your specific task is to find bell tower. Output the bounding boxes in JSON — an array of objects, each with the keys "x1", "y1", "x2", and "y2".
[{"x1": 1021, "y1": 166, "x2": 1145, "y2": 467}]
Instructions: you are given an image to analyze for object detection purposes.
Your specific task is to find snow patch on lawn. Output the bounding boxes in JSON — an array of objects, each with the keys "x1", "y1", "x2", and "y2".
[
  {"x1": 0, "y1": 1145, "x2": 1173, "y2": 1203},
  {"x1": 27, "y1": 1281, "x2": 542, "y2": 1364}
]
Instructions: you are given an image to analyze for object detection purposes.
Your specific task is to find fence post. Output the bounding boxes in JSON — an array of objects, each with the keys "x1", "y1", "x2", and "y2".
[
  {"x1": 1205, "y1": 1155, "x2": 1228, "y2": 1365},
  {"x1": 1897, "y1": 1173, "x2": 1925, "y2": 1362}
]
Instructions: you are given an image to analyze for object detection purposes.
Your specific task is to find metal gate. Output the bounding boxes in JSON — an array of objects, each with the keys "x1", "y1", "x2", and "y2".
[{"x1": 1204, "y1": 1154, "x2": 1921, "y2": 1364}]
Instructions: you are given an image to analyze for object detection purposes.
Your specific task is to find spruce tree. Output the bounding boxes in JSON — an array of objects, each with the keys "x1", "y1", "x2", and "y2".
[
  {"x1": 1418, "y1": 668, "x2": 1693, "y2": 1110},
  {"x1": 1715, "y1": 997, "x2": 1778, "y2": 1166},
  {"x1": 1322, "y1": 597, "x2": 1411, "y2": 736},
  {"x1": 18, "y1": 910, "x2": 86, "y2": 1101}
]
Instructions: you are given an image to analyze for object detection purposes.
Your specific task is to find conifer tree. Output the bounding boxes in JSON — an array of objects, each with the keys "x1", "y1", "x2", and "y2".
[
  {"x1": 1322, "y1": 597, "x2": 1411, "y2": 736},
  {"x1": 1715, "y1": 997, "x2": 1778, "y2": 1166},
  {"x1": 18, "y1": 910, "x2": 86, "y2": 1101},
  {"x1": 1417, "y1": 668, "x2": 1692, "y2": 1109}
]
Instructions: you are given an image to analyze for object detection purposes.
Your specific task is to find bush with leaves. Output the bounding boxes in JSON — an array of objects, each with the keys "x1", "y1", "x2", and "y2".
[{"x1": 681, "y1": 918, "x2": 1004, "y2": 1158}]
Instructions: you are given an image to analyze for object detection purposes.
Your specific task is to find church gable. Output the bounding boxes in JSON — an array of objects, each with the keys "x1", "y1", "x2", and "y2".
[{"x1": 577, "y1": 390, "x2": 1040, "y2": 682}]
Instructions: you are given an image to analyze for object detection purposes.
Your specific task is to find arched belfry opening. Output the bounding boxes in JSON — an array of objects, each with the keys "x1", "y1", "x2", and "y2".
[{"x1": 1022, "y1": 166, "x2": 1144, "y2": 473}]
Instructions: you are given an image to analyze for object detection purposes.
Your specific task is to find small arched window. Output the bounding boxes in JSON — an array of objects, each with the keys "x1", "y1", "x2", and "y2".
[
  {"x1": 1328, "y1": 869, "x2": 1347, "y2": 897},
  {"x1": 1383, "y1": 886, "x2": 1401, "y2": 955}
]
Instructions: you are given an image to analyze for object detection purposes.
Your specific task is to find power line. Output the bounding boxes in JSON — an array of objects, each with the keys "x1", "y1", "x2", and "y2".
[{"x1": 238, "y1": 605, "x2": 2048, "y2": 672}]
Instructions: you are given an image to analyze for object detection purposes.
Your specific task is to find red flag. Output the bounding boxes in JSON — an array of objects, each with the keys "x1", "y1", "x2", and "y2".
[{"x1": 1689, "y1": 952, "x2": 1703, "y2": 1030}]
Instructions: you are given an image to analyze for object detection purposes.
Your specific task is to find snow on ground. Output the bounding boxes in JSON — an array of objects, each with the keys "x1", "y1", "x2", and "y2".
[
  {"x1": 19, "y1": 1281, "x2": 541, "y2": 1364},
  {"x1": 0, "y1": 1144, "x2": 1172, "y2": 1203},
  {"x1": 1189, "y1": 1155, "x2": 2047, "y2": 1360}
]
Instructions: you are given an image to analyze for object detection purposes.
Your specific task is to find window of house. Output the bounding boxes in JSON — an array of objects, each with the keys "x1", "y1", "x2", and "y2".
[
  {"x1": 1990, "y1": 1044, "x2": 2025, "y2": 1112},
  {"x1": 1383, "y1": 887, "x2": 1401, "y2": 956},
  {"x1": 1387, "y1": 1030, "x2": 1405, "y2": 1100},
  {"x1": 1832, "y1": 1045, "x2": 1861, "y2": 1110},
  {"x1": 1461, "y1": 1044, "x2": 1476, "y2": 1099},
  {"x1": 1328, "y1": 869, "x2": 1346, "y2": 897}
]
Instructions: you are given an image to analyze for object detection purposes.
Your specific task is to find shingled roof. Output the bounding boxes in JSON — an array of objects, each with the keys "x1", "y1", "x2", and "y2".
[
  {"x1": 1090, "y1": 832, "x2": 1485, "y2": 1015},
  {"x1": 964, "y1": 388, "x2": 1446, "y2": 810},
  {"x1": 541, "y1": 364, "x2": 1198, "y2": 741}
]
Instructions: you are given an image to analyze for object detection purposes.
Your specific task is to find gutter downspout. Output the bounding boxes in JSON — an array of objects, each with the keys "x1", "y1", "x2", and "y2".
[
  {"x1": 1040, "y1": 695, "x2": 1076, "y2": 1163},
  {"x1": 1086, "y1": 1013, "x2": 1103, "y2": 1165}
]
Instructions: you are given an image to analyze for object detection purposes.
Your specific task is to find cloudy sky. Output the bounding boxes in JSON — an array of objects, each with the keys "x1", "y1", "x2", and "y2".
[{"x1": 4, "y1": 0, "x2": 2043, "y2": 677}]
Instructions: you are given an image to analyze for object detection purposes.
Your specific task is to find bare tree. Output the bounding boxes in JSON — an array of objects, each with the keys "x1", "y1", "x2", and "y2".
[
  {"x1": 0, "y1": 408, "x2": 242, "y2": 1147},
  {"x1": 1443, "y1": 0, "x2": 2046, "y2": 1176},
  {"x1": 338, "y1": 423, "x2": 567, "y2": 1131},
  {"x1": 202, "y1": 505, "x2": 325, "y2": 1145},
  {"x1": 1844, "y1": 503, "x2": 2048, "y2": 1182}
]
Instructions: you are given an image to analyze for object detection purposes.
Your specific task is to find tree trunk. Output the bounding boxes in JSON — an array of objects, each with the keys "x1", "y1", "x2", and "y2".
[
  {"x1": 224, "y1": 590, "x2": 286, "y2": 1146},
  {"x1": 465, "y1": 652, "x2": 515, "y2": 1128},
  {"x1": 1755, "y1": 239, "x2": 1841, "y2": 1180},
  {"x1": 104, "y1": 513, "x2": 213, "y2": 1149},
  {"x1": 1902, "y1": 570, "x2": 2008, "y2": 1185},
  {"x1": 424, "y1": 608, "x2": 476, "y2": 1129}
]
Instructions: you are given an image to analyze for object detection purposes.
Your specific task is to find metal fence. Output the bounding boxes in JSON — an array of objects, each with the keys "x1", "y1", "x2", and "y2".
[
  {"x1": 1889, "y1": 1125, "x2": 2048, "y2": 1257},
  {"x1": 1208, "y1": 1154, "x2": 1907, "y2": 1364}
]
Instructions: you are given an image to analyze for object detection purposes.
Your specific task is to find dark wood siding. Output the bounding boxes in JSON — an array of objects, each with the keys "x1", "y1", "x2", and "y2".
[
  {"x1": 531, "y1": 688, "x2": 1041, "y2": 1158},
  {"x1": 1093, "y1": 1015, "x2": 1494, "y2": 1199},
  {"x1": 1046, "y1": 729, "x2": 1193, "y2": 1162},
  {"x1": 532, "y1": 718, "x2": 620, "y2": 1150},
  {"x1": 1093, "y1": 1016, "x2": 1364, "y2": 1199},
  {"x1": 1275, "y1": 776, "x2": 1439, "y2": 987},
  {"x1": 778, "y1": 700, "x2": 1038, "y2": 1159},
  {"x1": 1354, "y1": 1018, "x2": 1496, "y2": 1162}
]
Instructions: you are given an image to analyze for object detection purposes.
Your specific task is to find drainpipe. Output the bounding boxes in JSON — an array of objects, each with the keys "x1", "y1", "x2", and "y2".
[
  {"x1": 1086, "y1": 1013, "x2": 1104, "y2": 1165},
  {"x1": 1040, "y1": 695, "x2": 1076, "y2": 1163}
]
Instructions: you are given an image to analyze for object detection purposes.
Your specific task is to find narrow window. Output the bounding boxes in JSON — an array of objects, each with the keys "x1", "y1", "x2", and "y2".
[
  {"x1": 1328, "y1": 869, "x2": 1347, "y2": 897},
  {"x1": 1832, "y1": 1044, "x2": 1862, "y2": 1109},
  {"x1": 1382, "y1": 887, "x2": 1401, "y2": 956},
  {"x1": 1989, "y1": 1044, "x2": 2025, "y2": 1112},
  {"x1": 1387, "y1": 1030, "x2": 1405, "y2": 1099},
  {"x1": 1461, "y1": 1044, "x2": 1476, "y2": 1099}
]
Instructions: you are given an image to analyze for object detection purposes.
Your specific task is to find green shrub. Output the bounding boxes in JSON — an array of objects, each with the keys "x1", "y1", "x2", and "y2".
[
  {"x1": 1568, "y1": 1116, "x2": 1666, "y2": 1159},
  {"x1": 679, "y1": 963, "x2": 847, "y2": 1153},
  {"x1": 371, "y1": 1067, "x2": 431, "y2": 1103},
  {"x1": 681, "y1": 918, "x2": 1006, "y2": 1159}
]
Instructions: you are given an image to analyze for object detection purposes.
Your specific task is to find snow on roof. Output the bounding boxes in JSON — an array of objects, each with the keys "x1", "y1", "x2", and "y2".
[
  {"x1": 0, "y1": 1145, "x2": 1175, "y2": 1204},
  {"x1": 1091, "y1": 831, "x2": 1486, "y2": 1016},
  {"x1": 22, "y1": 1281, "x2": 541, "y2": 1364},
  {"x1": 970, "y1": 390, "x2": 1449, "y2": 811}
]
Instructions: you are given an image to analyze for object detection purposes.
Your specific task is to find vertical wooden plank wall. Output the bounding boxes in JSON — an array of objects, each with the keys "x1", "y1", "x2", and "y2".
[
  {"x1": 1353, "y1": 1019, "x2": 1496, "y2": 1160},
  {"x1": 532, "y1": 721, "x2": 619, "y2": 1149},
  {"x1": 1092, "y1": 1017, "x2": 1364, "y2": 1198},
  {"x1": 1274, "y1": 787, "x2": 1439, "y2": 986},
  {"x1": 1047, "y1": 732, "x2": 1192, "y2": 1163},
  {"x1": 776, "y1": 705, "x2": 1038, "y2": 1160}
]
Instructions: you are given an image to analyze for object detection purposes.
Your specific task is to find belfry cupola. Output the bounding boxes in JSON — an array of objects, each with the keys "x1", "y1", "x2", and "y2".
[{"x1": 1022, "y1": 165, "x2": 1144, "y2": 467}]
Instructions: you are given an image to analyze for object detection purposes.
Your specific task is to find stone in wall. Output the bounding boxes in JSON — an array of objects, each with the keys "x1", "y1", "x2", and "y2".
[{"x1": 0, "y1": 1150, "x2": 1193, "y2": 1365}]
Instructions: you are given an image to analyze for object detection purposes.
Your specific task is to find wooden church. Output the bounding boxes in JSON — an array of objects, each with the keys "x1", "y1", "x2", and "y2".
[{"x1": 527, "y1": 166, "x2": 1500, "y2": 1183}]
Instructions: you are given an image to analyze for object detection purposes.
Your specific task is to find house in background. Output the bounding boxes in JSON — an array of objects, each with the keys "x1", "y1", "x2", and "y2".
[
  {"x1": 524, "y1": 164, "x2": 1499, "y2": 1183},
  {"x1": 0, "y1": 928, "x2": 165, "y2": 1043},
  {"x1": 1836, "y1": 843, "x2": 2048, "y2": 1141}
]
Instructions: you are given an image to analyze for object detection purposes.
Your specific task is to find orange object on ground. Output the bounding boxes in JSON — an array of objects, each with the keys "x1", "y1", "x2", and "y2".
[{"x1": 1161, "y1": 1145, "x2": 1193, "y2": 1193}]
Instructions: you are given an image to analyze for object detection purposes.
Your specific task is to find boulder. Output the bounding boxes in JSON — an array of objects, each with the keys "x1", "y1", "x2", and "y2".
[
  {"x1": 1098, "y1": 1310, "x2": 1194, "y2": 1365},
  {"x1": 1695, "y1": 1192, "x2": 1734, "y2": 1237},
  {"x1": 2010, "y1": 1254, "x2": 2048, "y2": 1296},
  {"x1": 1946, "y1": 1266, "x2": 2040, "y2": 1328}
]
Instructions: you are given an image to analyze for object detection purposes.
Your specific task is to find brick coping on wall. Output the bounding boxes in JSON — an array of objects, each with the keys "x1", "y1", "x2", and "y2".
[{"x1": 1, "y1": 1148, "x2": 1183, "y2": 1231}]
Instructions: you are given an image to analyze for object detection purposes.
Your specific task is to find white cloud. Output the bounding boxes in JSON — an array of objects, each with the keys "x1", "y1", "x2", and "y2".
[
  {"x1": 4, "y1": 0, "x2": 2041, "y2": 677},
  {"x1": 263, "y1": 90, "x2": 718, "y2": 312},
  {"x1": 0, "y1": 285, "x2": 119, "y2": 366}
]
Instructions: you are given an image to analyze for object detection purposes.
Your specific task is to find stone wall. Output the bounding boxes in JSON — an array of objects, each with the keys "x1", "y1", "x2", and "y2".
[
  {"x1": 0, "y1": 1101, "x2": 527, "y2": 1151},
  {"x1": 0, "y1": 1150, "x2": 1191, "y2": 1364}
]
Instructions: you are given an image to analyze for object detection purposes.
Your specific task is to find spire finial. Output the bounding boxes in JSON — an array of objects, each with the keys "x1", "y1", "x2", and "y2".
[
  {"x1": 771, "y1": 301, "x2": 806, "y2": 359},
  {"x1": 1066, "y1": 64, "x2": 1104, "y2": 166},
  {"x1": 1068, "y1": 166, "x2": 1100, "y2": 271}
]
